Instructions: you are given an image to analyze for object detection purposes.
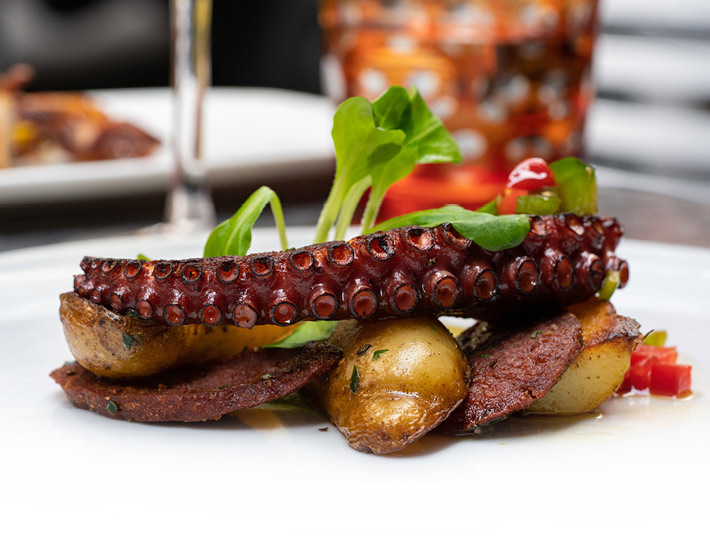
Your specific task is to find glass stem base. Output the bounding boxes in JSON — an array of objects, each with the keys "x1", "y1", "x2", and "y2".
[{"x1": 163, "y1": 173, "x2": 216, "y2": 233}]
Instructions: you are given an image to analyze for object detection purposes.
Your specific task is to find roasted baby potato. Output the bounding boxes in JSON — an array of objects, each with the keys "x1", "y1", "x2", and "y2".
[
  {"x1": 527, "y1": 298, "x2": 640, "y2": 415},
  {"x1": 312, "y1": 317, "x2": 469, "y2": 454},
  {"x1": 59, "y1": 292, "x2": 292, "y2": 379}
]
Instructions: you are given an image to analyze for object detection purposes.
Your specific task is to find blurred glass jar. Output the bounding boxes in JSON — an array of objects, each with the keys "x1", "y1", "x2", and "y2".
[{"x1": 319, "y1": 0, "x2": 599, "y2": 217}]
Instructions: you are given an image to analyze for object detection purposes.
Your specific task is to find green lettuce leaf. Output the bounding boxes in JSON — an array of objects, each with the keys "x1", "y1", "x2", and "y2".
[
  {"x1": 313, "y1": 86, "x2": 461, "y2": 243},
  {"x1": 264, "y1": 321, "x2": 338, "y2": 349},
  {"x1": 368, "y1": 205, "x2": 530, "y2": 252}
]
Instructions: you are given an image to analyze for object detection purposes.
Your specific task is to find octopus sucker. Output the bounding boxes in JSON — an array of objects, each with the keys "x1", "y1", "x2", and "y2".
[{"x1": 73, "y1": 214, "x2": 627, "y2": 326}]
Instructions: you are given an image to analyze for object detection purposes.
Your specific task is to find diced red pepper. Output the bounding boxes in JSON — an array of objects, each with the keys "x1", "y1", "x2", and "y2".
[
  {"x1": 618, "y1": 352, "x2": 655, "y2": 392},
  {"x1": 507, "y1": 158, "x2": 554, "y2": 191},
  {"x1": 649, "y1": 362, "x2": 692, "y2": 397},
  {"x1": 618, "y1": 342, "x2": 691, "y2": 397},
  {"x1": 498, "y1": 188, "x2": 527, "y2": 215},
  {"x1": 634, "y1": 344, "x2": 678, "y2": 364}
]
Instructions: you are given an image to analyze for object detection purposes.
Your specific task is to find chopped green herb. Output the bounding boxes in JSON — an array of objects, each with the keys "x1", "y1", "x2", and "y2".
[
  {"x1": 126, "y1": 310, "x2": 139, "y2": 319},
  {"x1": 136, "y1": 253, "x2": 151, "y2": 261},
  {"x1": 643, "y1": 330, "x2": 668, "y2": 347},
  {"x1": 356, "y1": 343, "x2": 372, "y2": 356},
  {"x1": 349, "y1": 365, "x2": 360, "y2": 394},
  {"x1": 106, "y1": 400, "x2": 118, "y2": 414},
  {"x1": 598, "y1": 271, "x2": 620, "y2": 301},
  {"x1": 530, "y1": 330, "x2": 542, "y2": 339},
  {"x1": 549, "y1": 157, "x2": 597, "y2": 215},
  {"x1": 515, "y1": 194, "x2": 561, "y2": 215},
  {"x1": 481, "y1": 353, "x2": 490, "y2": 358},
  {"x1": 373, "y1": 349, "x2": 389, "y2": 360},
  {"x1": 122, "y1": 332, "x2": 141, "y2": 350}
]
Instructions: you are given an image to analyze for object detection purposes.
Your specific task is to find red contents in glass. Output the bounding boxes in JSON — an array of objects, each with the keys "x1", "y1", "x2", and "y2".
[{"x1": 375, "y1": 163, "x2": 507, "y2": 221}]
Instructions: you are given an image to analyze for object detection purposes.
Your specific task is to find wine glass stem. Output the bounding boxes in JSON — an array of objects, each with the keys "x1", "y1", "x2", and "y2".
[{"x1": 164, "y1": 0, "x2": 216, "y2": 231}]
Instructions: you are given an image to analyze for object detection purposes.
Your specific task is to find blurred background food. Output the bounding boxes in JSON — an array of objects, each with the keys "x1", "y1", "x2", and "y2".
[
  {"x1": 0, "y1": 0, "x2": 707, "y2": 249},
  {"x1": 0, "y1": 64, "x2": 160, "y2": 168}
]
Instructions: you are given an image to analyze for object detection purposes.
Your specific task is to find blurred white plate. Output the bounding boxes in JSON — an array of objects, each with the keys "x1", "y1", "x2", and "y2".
[
  {"x1": 0, "y1": 88, "x2": 335, "y2": 204},
  {"x1": 0, "y1": 229, "x2": 708, "y2": 542}
]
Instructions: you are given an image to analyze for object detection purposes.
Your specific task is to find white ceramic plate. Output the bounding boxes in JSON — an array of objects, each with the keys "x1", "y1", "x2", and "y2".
[
  {"x1": 0, "y1": 230, "x2": 708, "y2": 543},
  {"x1": 0, "y1": 88, "x2": 335, "y2": 204}
]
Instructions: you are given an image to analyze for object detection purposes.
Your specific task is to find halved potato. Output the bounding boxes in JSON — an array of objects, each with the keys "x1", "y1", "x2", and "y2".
[
  {"x1": 59, "y1": 292, "x2": 293, "y2": 379},
  {"x1": 311, "y1": 317, "x2": 469, "y2": 454},
  {"x1": 527, "y1": 298, "x2": 640, "y2": 415}
]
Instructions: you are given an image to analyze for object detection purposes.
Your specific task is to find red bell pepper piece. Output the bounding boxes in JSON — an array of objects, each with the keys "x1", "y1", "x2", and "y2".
[
  {"x1": 498, "y1": 188, "x2": 527, "y2": 215},
  {"x1": 649, "y1": 362, "x2": 692, "y2": 397},
  {"x1": 618, "y1": 352, "x2": 655, "y2": 392},
  {"x1": 618, "y1": 342, "x2": 691, "y2": 397},
  {"x1": 634, "y1": 344, "x2": 678, "y2": 364}
]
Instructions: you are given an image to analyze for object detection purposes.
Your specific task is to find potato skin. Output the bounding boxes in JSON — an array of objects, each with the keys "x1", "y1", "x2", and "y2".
[
  {"x1": 312, "y1": 317, "x2": 469, "y2": 454},
  {"x1": 59, "y1": 292, "x2": 293, "y2": 378},
  {"x1": 527, "y1": 298, "x2": 640, "y2": 415}
]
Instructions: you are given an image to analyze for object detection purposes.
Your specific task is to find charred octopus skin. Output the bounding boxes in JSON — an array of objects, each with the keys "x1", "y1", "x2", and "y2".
[{"x1": 73, "y1": 214, "x2": 628, "y2": 327}]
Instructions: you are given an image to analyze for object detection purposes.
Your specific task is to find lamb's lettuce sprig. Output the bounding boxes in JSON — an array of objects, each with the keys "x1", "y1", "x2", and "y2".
[
  {"x1": 314, "y1": 86, "x2": 462, "y2": 242},
  {"x1": 368, "y1": 205, "x2": 530, "y2": 252},
  {"x1": 203, "y1": 186, "x2": 288, "y2": 257}
]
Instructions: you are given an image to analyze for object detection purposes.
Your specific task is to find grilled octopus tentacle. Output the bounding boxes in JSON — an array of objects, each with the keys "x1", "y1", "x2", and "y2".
[{"x1": 73, "y1": 214, "x2": 627, "y2": 327}]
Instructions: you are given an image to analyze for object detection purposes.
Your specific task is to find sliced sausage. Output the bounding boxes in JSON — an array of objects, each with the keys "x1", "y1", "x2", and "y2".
[
  {"x1": 441, "y1": 312, "x2": 583, "y2": 433},
  {"x1": 50, "y1": 342, "x2": 342, "y2": 422}
]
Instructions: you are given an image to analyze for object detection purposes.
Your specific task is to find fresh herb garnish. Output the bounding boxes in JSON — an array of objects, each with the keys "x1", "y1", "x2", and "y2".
[
  {"x1": 122, "y1": 332, "x2": 142, "y2": 350},
  {"x1": 476, "y1": 198, "x2": 498, "y2": 215},
  {"x1": 265, "y1": 321, "x2": 338, "y2": 349},
  {"x1": 643, "y1": 330, "x2": 668, "y2": 347},
  {"x1": 136, "y1": 253, "x2": 151, "y2": 261},
  {"x1": 549, "y1": 158, "x2": 597, "y2": 215},
  {"x1": 515, "y1": 194, "x2": 561, "y2": 215},
  {"x1": 349, "y1": 365, "x2": 360, "y2": 394},
  {"x1": 368, "y1": 205, "x2": 530, "y2": 252},
  {"x1": 204, "y1": 186, "x2": 288, "y2": 257},
  {"x1": 313, "y1": 86, "x2": 461, "y2": 242},
  {"x1": 530, "y1": 331, "x2": 542, "y2": 339},
  {"x1": 481, "y1": 353, "x2": 490, "y2": 358},
  {"x1": 373, "y1": 349, "x2": 389, "y2": 360},
  {"x1": 598, "y1": 271, "x2": 620, "y2": 301},
  {"x1": 106, "y1": 400, "x2": 118, "y2": 414}
]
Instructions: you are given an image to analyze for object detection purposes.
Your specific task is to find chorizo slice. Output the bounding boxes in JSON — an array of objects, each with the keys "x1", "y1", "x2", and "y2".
[
  {"x1": 50, "y1": 342, "x2": 342, "y2": 422},
  {"x1": 442, "y1": 312, "x2": 583, "y2": 433}
]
